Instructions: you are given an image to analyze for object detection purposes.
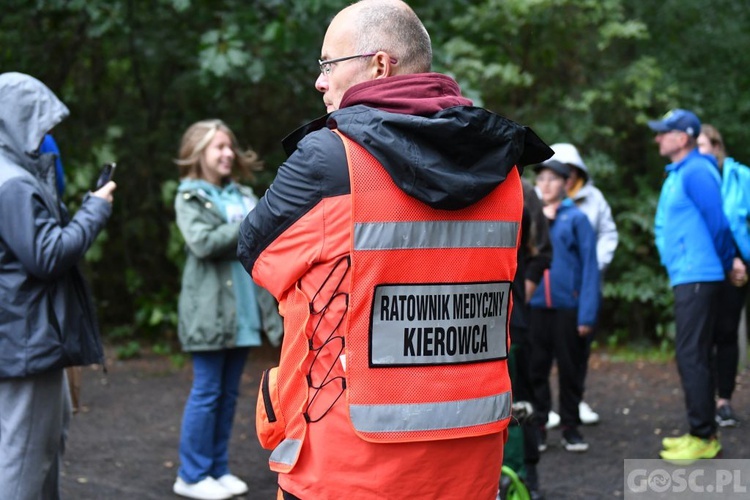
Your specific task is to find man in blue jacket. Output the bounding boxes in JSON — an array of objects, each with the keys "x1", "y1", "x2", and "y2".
[
  {"x1": 649, "y1": 109, "x2": 734, "y2": 463},
  {"x1": 0, "y1": 72, "x2": 116, "y2": 498}
]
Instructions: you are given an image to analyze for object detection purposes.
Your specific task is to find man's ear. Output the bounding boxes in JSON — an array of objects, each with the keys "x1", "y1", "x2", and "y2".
[{"x1": 372, "y1": 51, "x2": 394, "y2": 78}]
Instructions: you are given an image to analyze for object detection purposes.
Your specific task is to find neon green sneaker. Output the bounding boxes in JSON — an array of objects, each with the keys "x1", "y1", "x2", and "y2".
[
  {"x1": 660, "y1": 435, "x2": 721, "y2": 464},
  {"x1": 661, "y1": 433, "x2": 692, "y2": 450}
]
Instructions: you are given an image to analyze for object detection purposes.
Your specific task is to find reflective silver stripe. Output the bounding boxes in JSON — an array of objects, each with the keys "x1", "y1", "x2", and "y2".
[
  {"x1": 354, "y1": 221, "x2": 518, "y2": 250},
  {"x1": 269, "y1": 438, "x2": 302, "y2": 466},
  {"x1": 350, "y1": 391, "x2": 512, "y2": 433}
]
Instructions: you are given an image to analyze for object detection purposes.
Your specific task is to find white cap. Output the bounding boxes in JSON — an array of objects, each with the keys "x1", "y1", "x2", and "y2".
[{"x1": 546, "y1": 143, "x2": 588, "y2": 180}]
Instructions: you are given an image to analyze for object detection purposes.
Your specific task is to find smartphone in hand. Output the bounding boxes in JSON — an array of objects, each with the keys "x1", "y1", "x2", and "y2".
[{"x1": 93, "y1": 162, "x2": 117, "y2": 191}]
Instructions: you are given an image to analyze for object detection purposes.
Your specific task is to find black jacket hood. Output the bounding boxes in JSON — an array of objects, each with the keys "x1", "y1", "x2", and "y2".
[{"x1": 283, "y1": 74, "x2": 552, "y2": 210}]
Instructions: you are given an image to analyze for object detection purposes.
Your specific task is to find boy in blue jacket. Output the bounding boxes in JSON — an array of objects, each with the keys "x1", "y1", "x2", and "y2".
[{"x1": 529, "y1": 159, "x2": 600, "y2": 453}]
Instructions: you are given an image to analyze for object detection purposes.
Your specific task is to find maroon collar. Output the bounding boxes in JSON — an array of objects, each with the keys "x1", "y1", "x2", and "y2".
[{"x1": 339, "y1": 73, "x2": 472, "y2": 116}]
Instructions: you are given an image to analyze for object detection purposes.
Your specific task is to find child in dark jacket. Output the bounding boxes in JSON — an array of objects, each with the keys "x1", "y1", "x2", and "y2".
[{"x1": 529, "y1": 160, "x2": 600, "y2": 453}]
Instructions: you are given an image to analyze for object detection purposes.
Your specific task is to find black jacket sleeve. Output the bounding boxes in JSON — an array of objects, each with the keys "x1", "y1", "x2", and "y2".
[
  {"x1": 237, "y1": 128, "x2": 349, "y2": 276},
  {"x1": 522, "y1": 179, "x2": 552, "y2": 284}
]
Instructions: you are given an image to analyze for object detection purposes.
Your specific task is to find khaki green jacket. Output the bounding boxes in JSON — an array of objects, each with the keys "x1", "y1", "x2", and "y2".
[{"x1": 175, "y1": 183, "x2": 254, "y2": 351}]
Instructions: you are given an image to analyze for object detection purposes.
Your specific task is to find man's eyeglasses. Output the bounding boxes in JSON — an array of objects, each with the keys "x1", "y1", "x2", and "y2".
[{"x1": 318, "y1": 53, "x2": 398, "y2": 76}]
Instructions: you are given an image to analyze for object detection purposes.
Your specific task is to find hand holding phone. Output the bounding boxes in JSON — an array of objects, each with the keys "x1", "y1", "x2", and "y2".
[{"x1": 93, "y1": 162, "x2": 117, "y2": 191}]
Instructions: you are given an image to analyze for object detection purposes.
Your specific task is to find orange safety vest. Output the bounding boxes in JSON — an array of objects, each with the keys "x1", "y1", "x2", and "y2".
[
  {"x1": 257, "y1": 129, "x2": 521, "y2": 471},
  {"x1": 343, "y1": 130, "x2": 519, "y2": 443}
]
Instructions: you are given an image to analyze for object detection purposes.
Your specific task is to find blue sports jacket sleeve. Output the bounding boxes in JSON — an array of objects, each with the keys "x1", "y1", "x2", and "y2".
[
  {"x1": 683, "y1": 162, "x2": 735, "y2": 272},
  {"x1": 575, "y1": 212, "x2": 601, "y2": 327}
]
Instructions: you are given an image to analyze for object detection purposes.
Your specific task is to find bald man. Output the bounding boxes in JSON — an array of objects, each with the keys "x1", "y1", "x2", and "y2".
[{"x1": 239, "y1": 1, "x2": 552, "y2": 498}]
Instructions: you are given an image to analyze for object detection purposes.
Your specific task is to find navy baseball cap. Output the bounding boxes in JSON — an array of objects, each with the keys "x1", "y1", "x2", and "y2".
[
  {"x1": 647, "y1": 109, "x2": 701, "y2": 138},
  {"x1": 533, "y1": 160, "x2": 570, "y2": 179}
]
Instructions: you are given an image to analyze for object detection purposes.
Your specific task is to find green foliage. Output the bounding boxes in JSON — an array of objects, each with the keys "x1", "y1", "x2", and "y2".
[
  {"x1": 151, "y1": 342, "x2": 173, "y2": 356},
  {"x1": 170, "y1": 353, "x2": 189, "y2": 370},
  {"x1": 199, "y1": 25, "x2": 251, "y2": 78},
  {"x1": 604, "y1": 341, "x2": 675, "y2": 363},
  {"x1": 601, "y1": 174, "x2": 674, "y2": 343},
  {"x1": 627, "y1": 0, "x2": 750, "y2": 162},
  {"x1": 115, "y1": 340, "x2": 141, "y2": 360},
  {"x1": 3, "y1": 0, "x2": 749, "y2": 348}
]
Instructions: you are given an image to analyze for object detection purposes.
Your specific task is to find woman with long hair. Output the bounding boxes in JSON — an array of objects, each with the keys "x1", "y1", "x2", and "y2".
[
  {"x1": 172, "y1": 119, "x2": 281, "y2": 500},
  {"x1": 697, "y1": 124, "x2": 750, "y2": 428}
]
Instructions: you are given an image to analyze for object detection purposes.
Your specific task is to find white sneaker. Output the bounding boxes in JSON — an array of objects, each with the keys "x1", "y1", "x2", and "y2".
[
  {"x1": 216, "y1": 474, "x2": 248, "y2": 495},
  {"x1": 545, "y1": 410, "x2": 560, "y2": 429},
  {"x1": 173, "y1": 477, "x2": 232, "y2": 500},
  {"x1": 579, "y1": 401, "x2": 600, "y2": 425}
]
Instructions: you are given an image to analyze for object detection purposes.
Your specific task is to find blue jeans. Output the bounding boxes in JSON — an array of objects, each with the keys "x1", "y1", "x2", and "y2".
[{"x1": 178, "y1": 348, "x2": 250, "y2": 483}]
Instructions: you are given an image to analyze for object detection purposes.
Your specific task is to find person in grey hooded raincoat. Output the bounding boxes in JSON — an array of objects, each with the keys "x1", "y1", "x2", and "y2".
[{"x1": 0, "y1": 72, "x2": 116, "y2": 499}]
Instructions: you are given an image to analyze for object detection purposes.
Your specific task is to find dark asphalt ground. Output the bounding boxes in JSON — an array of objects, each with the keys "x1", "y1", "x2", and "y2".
[{"x1": 60, "y1": 345, "x2": 750, "y2": 499}]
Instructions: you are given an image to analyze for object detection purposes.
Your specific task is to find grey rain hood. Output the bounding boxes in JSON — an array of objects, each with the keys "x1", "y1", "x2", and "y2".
[{"x1": 0, "y1": 72, "x2": 69, "y2": 169}]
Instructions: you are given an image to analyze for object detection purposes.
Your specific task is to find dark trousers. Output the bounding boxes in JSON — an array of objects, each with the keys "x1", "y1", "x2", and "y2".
[
  {"x1": 509, "y1": 326, "x2": 540, "y2": 466},
  {"x1": 673, "y1": 282, "x2": 721, "y2": 438},
  {"x1": 529, "y1": 308, "x2": 587, "y2": 429},
  {"x1": 714, "y1": 280, "x2": 748, "y2": 400}
]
